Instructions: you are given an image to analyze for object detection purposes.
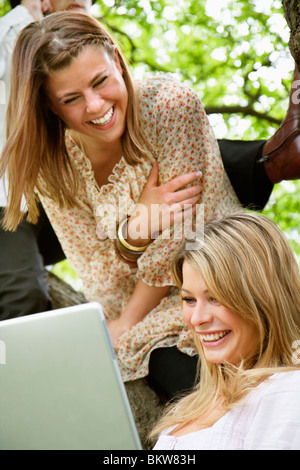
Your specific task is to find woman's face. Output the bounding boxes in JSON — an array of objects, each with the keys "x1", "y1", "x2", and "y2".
[
  {"x1": 45, "y1": 45, "x2": 128, "y2": 150},
  {"x1": 181, "y1": 261, "x2": 260, "y2": 365}
]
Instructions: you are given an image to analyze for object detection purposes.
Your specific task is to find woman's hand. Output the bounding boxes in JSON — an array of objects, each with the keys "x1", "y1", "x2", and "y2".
[
  {"x1": 127, "y1": 161, "x2": 202, "y2": 245},
  {"x1": 21, "y1": 0, "x2": 52, "y2": 20},
  {"x1": 106, "y1": 317, "x2": 133, "y2": 347},
  {"x1": 106, "y1": 281, "x2": 170, "y2": 346}
]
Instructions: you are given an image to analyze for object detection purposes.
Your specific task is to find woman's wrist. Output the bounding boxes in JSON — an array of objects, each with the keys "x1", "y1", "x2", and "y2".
[
  {"x1": 115, "y1": 216, "x2": 152, "y2": 264},
  {"x1": 119, "y1": 216, "x2": 151, "y2": 250}
]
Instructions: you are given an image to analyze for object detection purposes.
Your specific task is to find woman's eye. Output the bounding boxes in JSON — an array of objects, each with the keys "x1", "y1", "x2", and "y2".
[
  {"x1": 94, "y1": 77, "x2": 107, "y2": 88},
  {"x1": 182, "y1": 297, "x2": 196, "y2": 305},
  {"x1": 64, "y1": 96, "x2": 79, "y2": 104},
  {"x1": 209, "y1": 296, "x2": 220, "y2": 305}
]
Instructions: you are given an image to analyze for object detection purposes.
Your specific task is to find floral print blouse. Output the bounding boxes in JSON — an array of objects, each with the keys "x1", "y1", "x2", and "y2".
[{"x1": 40, "y1": 75, "x2": 240, "y2": 381}]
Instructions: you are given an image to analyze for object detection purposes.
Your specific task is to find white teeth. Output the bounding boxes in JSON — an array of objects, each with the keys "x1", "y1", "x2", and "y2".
[
  {"x1": 91, "y1": 108, "x2": 113, "y2": 125},
  {"x1": 201, "y1": 331, "x2": 229, "y2": 342}
]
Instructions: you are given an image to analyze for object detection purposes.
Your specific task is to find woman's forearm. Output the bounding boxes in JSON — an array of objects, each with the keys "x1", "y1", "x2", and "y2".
[
  {"x1": 106, "y1": 279, "x2": 170, "y2": 345},
  {"x1": 122, "y1": 279, "x2": 170, "y2": 327}
]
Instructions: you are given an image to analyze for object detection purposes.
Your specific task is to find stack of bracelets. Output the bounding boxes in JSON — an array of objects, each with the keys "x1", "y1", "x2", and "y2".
[{"x1": 115, "y1": 216, "x2": 152, "y2": 265}]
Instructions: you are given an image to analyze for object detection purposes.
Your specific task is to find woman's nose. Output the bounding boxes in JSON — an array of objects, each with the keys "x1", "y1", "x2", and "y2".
[
  {"x1": 86, "y1": 92, "x2": 104, "y2": 114},
  {"x1": 190, "y1": 303, "x2": 214, "y2": 328}
]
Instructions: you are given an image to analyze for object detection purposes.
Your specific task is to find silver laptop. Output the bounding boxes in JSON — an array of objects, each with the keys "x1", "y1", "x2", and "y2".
[{"x1": 0, "y1": 302, "x2": 142, "y2": 450}]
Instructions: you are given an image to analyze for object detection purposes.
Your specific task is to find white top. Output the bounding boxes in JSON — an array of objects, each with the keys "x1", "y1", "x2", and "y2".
[
  {"x1": 153, "y1": 371, "x2": 300, "y2": 450},
  {"x1": 0, "y1": 6, "x2": 34, "y2": 207}
]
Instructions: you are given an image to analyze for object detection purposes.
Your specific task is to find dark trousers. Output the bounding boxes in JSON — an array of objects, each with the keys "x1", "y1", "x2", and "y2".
[
  {"x1": 0, "y1": 205, "x2": 65, "y2": 321},
  {"x1": 219, "y1": 139, "x2": 273, "y2": 210},
  {"x1": 147, "y1": 346, "x2": 199, "y2": 401}
]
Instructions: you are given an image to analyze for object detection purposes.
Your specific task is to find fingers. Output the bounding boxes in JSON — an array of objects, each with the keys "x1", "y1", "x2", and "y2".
[
  {"x1": 156, "y1": 200, "x2": 199, "y2": 234},
  {"x1": 159, "y1": 183, "x2": 201, "y2": 209},
  {"x1": 168, "y1": 197, "x2": 199, "y2": 219},
  {"x1": 164, "y1": 170, "x2": 202, "y2": 192},
  {"x1": 145, "y1": 162, "x2": 201, "y2": 197},
  {"x1": 22, "y1": 0, "x2": 45, "y2": 20},
  {"x1": 136, "y1": 163, "x2": 202, "y2": 235},
  {"x1": 170, "y1": 183, "x2": 202, "y2": 205}
]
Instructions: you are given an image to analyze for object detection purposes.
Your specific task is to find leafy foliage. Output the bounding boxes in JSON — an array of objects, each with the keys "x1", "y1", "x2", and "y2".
[
  {"x1": 1, "y1": 0, "x2": 300, "y2": 270},
  {"x1": 92, "y1": 0, "x2": 300, "y2": 264}
]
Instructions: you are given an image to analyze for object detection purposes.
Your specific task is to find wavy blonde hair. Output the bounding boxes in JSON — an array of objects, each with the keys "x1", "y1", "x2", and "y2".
[
  {"x1": 0, "y1": 12, "x2": 152, "y2": 230},
  {"x1": 150, "y1": 211, "x2": 300, "y2": 441}
]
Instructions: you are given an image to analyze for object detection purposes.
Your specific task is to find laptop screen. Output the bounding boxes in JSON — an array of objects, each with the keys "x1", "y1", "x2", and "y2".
[{"x1": 0, "y1": 302, "x2": 141, "y2": 450}]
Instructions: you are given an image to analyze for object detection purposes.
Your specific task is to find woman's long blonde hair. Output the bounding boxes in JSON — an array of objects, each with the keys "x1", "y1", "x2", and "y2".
[
  {"x1": 150, "y1": 211, "x2": 300, "y2": 441},
  {"x1": 0, "y1": 12, "x2": 152, "y2": 230}
]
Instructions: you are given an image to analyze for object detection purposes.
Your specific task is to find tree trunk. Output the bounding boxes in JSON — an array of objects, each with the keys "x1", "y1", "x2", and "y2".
[
  {"x1": 47, "y1": 271, "x2": 164, "y2": 450},
  {"x1": 282, "y1": 0, "x2": 300, "y2": 68}
]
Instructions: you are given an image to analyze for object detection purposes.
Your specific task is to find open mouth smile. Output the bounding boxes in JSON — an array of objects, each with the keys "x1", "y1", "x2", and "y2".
[
  {"x1": 90, "y1": 107, "x2": 114, "y2": 126},
  {"x1": 199, "y1": 330, "x2": 231, "y2": 344}
]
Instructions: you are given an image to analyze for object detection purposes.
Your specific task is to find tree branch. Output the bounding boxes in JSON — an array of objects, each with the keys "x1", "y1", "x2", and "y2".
[
  {"x1": 96, "y1": 15, "x2": 137, "y2": 62},
  {"x1": 204, "y1": 104, "x2": 282, "y2": 125}
]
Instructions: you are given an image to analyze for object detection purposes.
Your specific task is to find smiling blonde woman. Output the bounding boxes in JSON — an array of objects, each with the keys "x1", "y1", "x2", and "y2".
[{"x1": 152, "y1": 211, "x2": 300, "y2": 449}]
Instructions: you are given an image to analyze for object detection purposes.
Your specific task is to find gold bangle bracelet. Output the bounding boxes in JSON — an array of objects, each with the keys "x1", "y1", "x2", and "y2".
[
  {"x1": 117, "y1": 217, "x2": 151, "y2": 253},
  {"x1": 115, "y1": 236, "x2": 142, "y2": 260},
  {"x1": 114, "y1": 239, "x2": 139, "y2": 267}
]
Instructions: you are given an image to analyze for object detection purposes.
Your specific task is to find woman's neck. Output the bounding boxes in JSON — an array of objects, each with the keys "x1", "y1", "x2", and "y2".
[
  {"x1": 170, "y1": 396, "x2": 225, "y2": 437},
  {"x1": 71, "y1": 131, "x2": 122, "y2": 187}
]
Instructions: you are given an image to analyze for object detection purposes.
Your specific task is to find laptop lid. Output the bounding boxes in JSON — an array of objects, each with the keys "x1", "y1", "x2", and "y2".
[{"x1": 0, "y1": 302, "x2": 142, "y2": 450}]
